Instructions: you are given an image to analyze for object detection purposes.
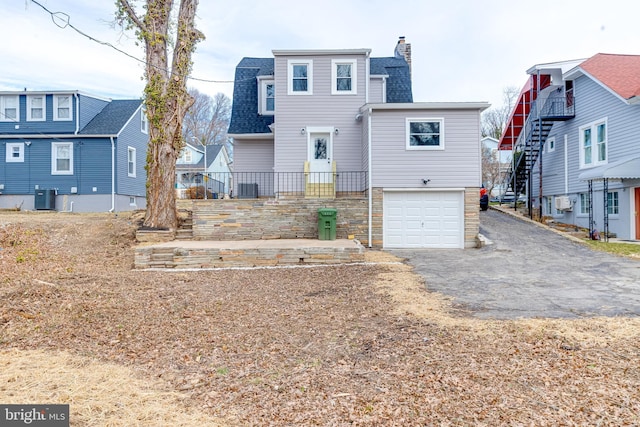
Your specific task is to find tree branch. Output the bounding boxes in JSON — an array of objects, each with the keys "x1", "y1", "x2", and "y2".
[{"x1": 116, "y1": 0, "x2": 147, "y2": 34}]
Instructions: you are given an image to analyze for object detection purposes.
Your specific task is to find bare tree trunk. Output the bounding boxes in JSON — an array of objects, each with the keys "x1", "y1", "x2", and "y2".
[{"x1": 117, "y1": 0, "x2": 203, "y2": 230}]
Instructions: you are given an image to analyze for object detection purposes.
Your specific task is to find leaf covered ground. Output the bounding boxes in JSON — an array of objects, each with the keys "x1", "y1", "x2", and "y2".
[{"x1": 0, "y1": 211, "x2": 638, "y2": 426}]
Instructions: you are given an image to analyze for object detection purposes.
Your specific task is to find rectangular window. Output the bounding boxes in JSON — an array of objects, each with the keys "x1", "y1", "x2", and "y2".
[
  {"x1": 51, "y1": 142, "x2": 73, "y2": 175},
  {"x1": 547, "y1": 136, "x2": 555, "y2": 153},
  {"x1": 288, "y1": 60, "x2": 313, "y2": 95},
  {"x1": 607, "y1": 191, "x2": 619, "y2": 215},
  {"x1": 54, "y1": 95, "x2": 72, "y2": 121},
  {"x1": 184, "y1": 149, "x2": 192, "y2": 163},
  {"x1": 579, "y1": 118, "x2": 607, "y2": 168},
  {"x1": 0, "y1": 95, "x2": 19, "y2": 121},
  {"x1": 6, "y1": 142, "x2": 24, "y2": 162},
  {"x1": 141, "y1": 107, "x2": 148, "y2": 134},
  {"x1": 546, "y1": 197, "x2": 553, "y2": 215},
  {"x1": 27, "y1": 95, "x2": 45, "y2": 121},
  {"x1": 331, "y1": 59, "x2": 357, "y2": 95},
  {"x1": 129, "y1": 196, "x2": 137, "y2": 206},
  {"x1": 258, "y1": 79, "x2": 275, "y2": 115},
  {"x1": 579, "y1": 193, "x2": 590, "y2": 215},
  {"x1": 406, "y1": 118, "x2": 445, "y2": 150},
  {"x1": 128, "y1": 147, "x2": 136, "y2": 177}
]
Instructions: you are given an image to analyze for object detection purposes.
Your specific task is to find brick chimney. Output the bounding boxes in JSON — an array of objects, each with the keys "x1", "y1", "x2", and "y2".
[{"x1": 394, "y1": 36, "x2": 412, "y2": 75}]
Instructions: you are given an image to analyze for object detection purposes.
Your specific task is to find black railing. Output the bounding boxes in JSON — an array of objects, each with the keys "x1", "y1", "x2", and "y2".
[
  {"x1": 176, "y1": 171, "x2": 368, "y2": 199},
  {"x1": 540, "y1": 90, "x2": 575, "y2": 119}
]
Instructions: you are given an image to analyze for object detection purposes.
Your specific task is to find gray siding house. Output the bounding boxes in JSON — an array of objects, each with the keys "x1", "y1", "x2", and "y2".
[
  {"x1": 0, "y1": 90, "x2": 148, "y2": 212},
  {"x1": 499, "y1": 54, "x2": 640, "y2": 241},
  {"x1": 229, "y1": 37, "x2": 488, "y2": 249}
]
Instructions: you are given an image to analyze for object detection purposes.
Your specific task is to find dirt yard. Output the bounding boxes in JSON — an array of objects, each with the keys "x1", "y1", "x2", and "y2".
[{"x1": 1, "y1": 211, "x2": 638, "y2": 426}]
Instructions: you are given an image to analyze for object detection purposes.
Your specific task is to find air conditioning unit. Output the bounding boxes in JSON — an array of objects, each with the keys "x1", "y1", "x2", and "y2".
[
  {"x1": 555, "y1": 196, "x2": 572, "y2": 211},
  {"x1": 237, "y1": 183, "x2": 258, "y2": 199}
]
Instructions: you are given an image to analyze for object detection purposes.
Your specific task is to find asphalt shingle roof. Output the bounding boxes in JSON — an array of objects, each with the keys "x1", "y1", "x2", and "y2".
[
  {"x1": 80, "y1": 99, "x2": 143, "y2": 135},
  {"x1": 228, "y1": 55, "x2": 412, "y2": 135},
  {"x1": 580, "y1": 53, "x2": 640, "y2": 100}
]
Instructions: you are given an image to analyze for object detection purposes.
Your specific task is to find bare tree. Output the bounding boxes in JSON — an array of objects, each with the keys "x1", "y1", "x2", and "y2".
[
  {"x1": 481, "y1": 143, "x2": 501, "y2": 196},
  {"x1": 182, "y1": 89, "x2": 231, "y2": 150},
  {"x1": 116, "y1": 0, "x2": 204, "y2": 230},
  {"x1": 481, "y1": 86, "x2": 520, "y2": 139}
]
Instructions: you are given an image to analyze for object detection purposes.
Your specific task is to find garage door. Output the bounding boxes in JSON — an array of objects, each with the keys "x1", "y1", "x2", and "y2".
[{"x1": 384, "y1": 191, "x2": 464, "y2": 248}]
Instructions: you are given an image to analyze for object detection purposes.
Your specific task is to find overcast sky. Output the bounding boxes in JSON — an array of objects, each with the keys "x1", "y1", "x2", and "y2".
[{"x1": 2, "y1": 0, "x2": 639, "y2": 110}]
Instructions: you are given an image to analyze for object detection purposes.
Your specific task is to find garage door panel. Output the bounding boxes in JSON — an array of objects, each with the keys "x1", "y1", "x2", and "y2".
[{"x1": 384, "y1": 191, "x2": 464, "y2": 249}]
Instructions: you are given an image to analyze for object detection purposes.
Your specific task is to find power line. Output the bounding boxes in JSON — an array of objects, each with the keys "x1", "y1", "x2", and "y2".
[{"x1": 28, "y1": 0, "x2": 236, "y2": 85}]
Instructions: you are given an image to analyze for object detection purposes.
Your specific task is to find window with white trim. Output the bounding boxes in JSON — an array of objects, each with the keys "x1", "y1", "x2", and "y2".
[
  {"x1": 53, "y1": 95, "x2": 72, "y2": 121},
  {"x1": 547, "y1": 136, "x2": 555, "y2": 153},
  {"x1": 579, "y1": 118, "x2": 607, "y2": 168},
  {"x1": 183, "y1": 149, "x2": 192, "y2": 163},
  {"x1": 0, "y1": 95, "x2": 19, "y2": 122},
  {"x1": 331, "y1": 59, "x2": 357, "y2": 95},
  {"x1": 6, "y1": 142, "x2": 24, "y2": 162},
  {"x1": 259, "y1": 79, "x2": 275, "y2": 115},
  {"x1": 406, "y1": 118, "x2": 444, "y2": 150},
  {"x1": 141, "y1": 107, "x2": 148, "y2": 134},
  {"x1": 51, "y1": 142, "x2": 73, "y2": 175},
  {"x1": 607, "y1": 191, "x2": 619, "y2": 215},
  {"x1": 128, "y1": 147, "x2": 136, "y2": 177},
  {"x1": 579, "y1": 193, "x2": 590, "y2": 215},
  {"x1": 27, "y1": 95, "x2": 46, "y2": 121},
  {"x1": 288, "y1": 60, "x2": 313, "y2": 95}
]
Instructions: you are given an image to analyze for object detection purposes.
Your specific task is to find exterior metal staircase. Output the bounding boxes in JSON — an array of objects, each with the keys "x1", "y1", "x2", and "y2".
[{"x1": 503, "y1": 88, "x2": 575, "y2": 196}]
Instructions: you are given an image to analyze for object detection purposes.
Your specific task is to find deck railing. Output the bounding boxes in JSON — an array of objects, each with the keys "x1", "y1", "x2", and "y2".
[{"x1": 176, "y1": 171, "x2": 368, "y2": 199}]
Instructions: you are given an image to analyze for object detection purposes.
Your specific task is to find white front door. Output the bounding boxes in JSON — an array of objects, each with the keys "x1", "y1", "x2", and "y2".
[{"x1": 308, "y1": 131, "x2": 333, "y2": 183}]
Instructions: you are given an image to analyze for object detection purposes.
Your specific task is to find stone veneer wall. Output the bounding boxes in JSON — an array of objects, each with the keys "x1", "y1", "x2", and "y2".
[{"x1": 177, "y1": 187, "x2": 480, "y2": 249}]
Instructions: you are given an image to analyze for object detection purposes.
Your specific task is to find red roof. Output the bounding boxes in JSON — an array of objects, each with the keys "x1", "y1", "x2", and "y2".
[{"x1": 581, "y1": 53, "x2": 640, "y2": 100}]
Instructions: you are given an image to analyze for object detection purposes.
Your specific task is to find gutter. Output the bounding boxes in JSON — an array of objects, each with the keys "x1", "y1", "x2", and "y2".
[
  {"x1": 109, "y1": 136, "x2": 115, "y2": 212},
  {"x1": 367, "y1": 108, "x2": 372, "y2": 248},
  {"x1": 74, "y1": 93, "x2": 80, "y2": 135}
]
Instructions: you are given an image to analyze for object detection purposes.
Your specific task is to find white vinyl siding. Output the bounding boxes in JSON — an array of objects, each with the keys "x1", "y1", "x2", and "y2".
[
  {"x1": 51, "y1": 142, "x2": 73, "y2": 175},
  {"x1": 0, "y1": 95, "x2": 19, "y2": 122},
  {"x1": 27, "y1": 95, "x2": 46, "y2": 121},
  {"x1": 53, "y1": 95, "x2": 73, "y2": 121}
]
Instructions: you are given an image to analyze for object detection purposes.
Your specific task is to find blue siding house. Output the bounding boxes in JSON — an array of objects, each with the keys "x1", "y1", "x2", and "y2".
[
  {"x1": 0, "y1": 90, "x2": 147, "y2": 212},
  {"x1": 499, "y1": 54, "x2": 640, "y2": 241}
]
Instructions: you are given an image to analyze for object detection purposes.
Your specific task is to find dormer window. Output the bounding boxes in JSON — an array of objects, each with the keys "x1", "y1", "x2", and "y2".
[
  {"x1": 288, "y1": 60, "x2": 313, "y2": 95},
  {"x1": 332, "y1": 59, "x2": 357, "y2": 95},
  {"x1": 54, "y1": 94, "x2": 73, "y2": 121},
  {"x1": 258, "y1": 79, "x2": 275, "y2": 115}
]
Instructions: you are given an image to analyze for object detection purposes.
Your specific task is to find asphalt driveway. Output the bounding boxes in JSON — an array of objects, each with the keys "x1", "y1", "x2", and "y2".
[{"x1": 390, "y1": 208, "x2": 640, "y2": 319}]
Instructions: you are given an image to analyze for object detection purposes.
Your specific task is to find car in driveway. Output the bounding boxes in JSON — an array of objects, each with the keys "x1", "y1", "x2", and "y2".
[{"x1": 498, "y1": 192, "x2": 516, "y2": 203}]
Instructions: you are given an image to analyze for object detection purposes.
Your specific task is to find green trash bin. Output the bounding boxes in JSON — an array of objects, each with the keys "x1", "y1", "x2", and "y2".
[{"x1": 317, "y1": 208, "x2": 337, "y2": 240}]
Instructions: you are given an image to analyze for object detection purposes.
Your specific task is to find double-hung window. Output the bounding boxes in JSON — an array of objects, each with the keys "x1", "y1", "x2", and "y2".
[
  {"x1": 52, "y1": 142, "x2": 73, "y2": 175},
  {"x1": 6, "y1": 142, "x2": 24, "y2": 163},
  {"x1": 128, "y1": 147, "x2": 136, "y2": 177},
  {"x1": 54, "y1": 94, "x2": 72, "y2": 121},
  {"x1": 141, "y1": 107, "x2": 148, "y2": 133},
  {"x1": 579, "y1": 118, "x2": 607, "y2": 167},
  {"x1": 258, "y1": 79, "x2": 275, "y2": 114},
  {"x1": 406, "y1": 118, "x2": 445, "y2": 150},
  {"x1": 607, "y1": 191, "x2": 619, "y2": 215},
  {"x1": 579, "y1": 193, "x2": 590, "y2": 215},
  {"x1": 288, "y1": 60, "x2": 313, "y2": 95},
  {"x1": 331, "y1": 59, "x2": 357, "y2": 95},
  {"x1": 0, "y1": 95, "x2": 19, "y2": 122},
  {"x1": 27, "y1": 95, "x2": 46, "y2": 121}
]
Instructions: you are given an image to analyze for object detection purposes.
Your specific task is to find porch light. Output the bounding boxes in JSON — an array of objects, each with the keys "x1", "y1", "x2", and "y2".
[
  {"x1": 300, "y1": 128, "x2": 306, "y2": 135},
  {"x1": 334, "y1": 128, "x2": 339, "y2": 135}
]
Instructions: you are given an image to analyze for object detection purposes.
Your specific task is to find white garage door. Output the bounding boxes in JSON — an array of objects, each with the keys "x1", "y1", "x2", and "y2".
[{"x1": 384, "y1": 191, "x2": 464, "y2": 248}]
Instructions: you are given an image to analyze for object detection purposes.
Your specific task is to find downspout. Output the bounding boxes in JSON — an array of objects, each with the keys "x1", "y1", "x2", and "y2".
[
  {"x1": 109, "y1": 136, "x2": 115, "y2": 212},
  {"x1": 367, "y1": 108, "x2": 373, "y2": 248},
  {"x1": 74, "y1": 92, "x2": 80, "y2": 135}
]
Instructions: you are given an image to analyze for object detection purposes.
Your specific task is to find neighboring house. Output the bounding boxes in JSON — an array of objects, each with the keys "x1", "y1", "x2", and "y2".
[
  {"x1": 499, "y1": 54, "x2": 640, "y2": 240},
  {"x1": 0, "y1": 90, "x2": 147, "y2": 212},
  {"x1": 176, "y1": 142, "x2": 232, "y2": 198},
  {"x1": 481, "y1": 136, "x2": 512, "y2": 196},
  {"x1": 228, "y1": 37, "x2": 489, "y2": 249}
]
